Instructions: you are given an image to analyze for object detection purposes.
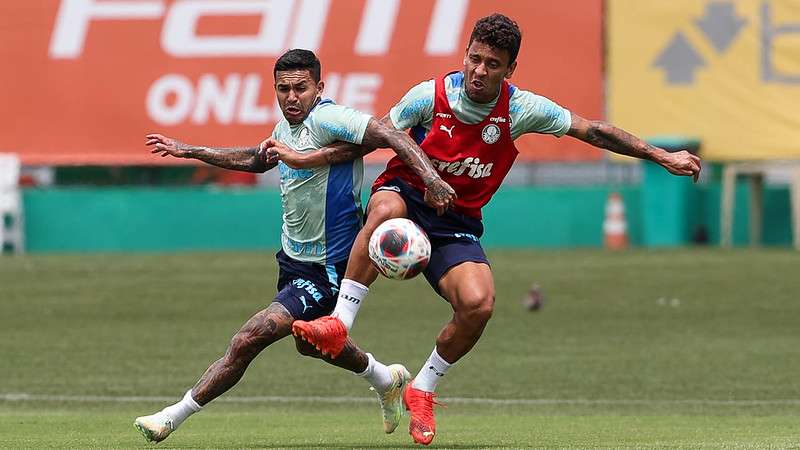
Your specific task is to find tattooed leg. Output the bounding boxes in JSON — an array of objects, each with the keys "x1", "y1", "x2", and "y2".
[
  {"x1": 294, "y1": 335, "x2": 369, "y2": 373},
  {"x1": 191, "y1": 302, "x2": 293, "y2": 405}
]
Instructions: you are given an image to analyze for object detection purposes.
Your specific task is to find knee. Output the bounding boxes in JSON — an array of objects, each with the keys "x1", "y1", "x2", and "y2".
[
  {"x1": 366, "y1": 202, "x2": 404, "y2": 228},
  {"x1": 456, "y1": 292, "x2": 495, "y2": 326}
]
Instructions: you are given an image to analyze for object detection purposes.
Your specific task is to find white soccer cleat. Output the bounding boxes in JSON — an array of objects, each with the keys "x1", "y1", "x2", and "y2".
[
  {"x1": 134, "y1": 412, "x2": 175, "y2": 443},
  {"x1": 372, "y1": 363, "x2": 413, "y2": 434}
]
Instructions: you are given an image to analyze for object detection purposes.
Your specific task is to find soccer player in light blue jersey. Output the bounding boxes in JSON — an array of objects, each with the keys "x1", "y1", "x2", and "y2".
[{"x1": 133, "y1": 49, "x2": 455, "y2": 444}]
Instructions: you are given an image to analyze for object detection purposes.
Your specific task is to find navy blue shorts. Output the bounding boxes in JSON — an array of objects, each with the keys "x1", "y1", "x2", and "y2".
[
  {"x1": 373, "y1": 178, "x2": 489, "y2": 297},
  {"x1": 274, "y1": 250, "x2": 347, "y2": 321}
]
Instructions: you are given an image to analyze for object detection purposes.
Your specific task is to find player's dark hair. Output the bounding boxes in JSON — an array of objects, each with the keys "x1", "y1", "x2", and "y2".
[
  {"x1": 273, "y1": 49, "x2": 321, "y2": 82},
  {"x1": 468, "y1": 13, "x2": 522, "y2": 64}
]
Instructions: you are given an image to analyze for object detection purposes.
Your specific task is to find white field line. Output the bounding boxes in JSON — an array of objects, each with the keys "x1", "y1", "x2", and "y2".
[{"x1": 2, "y1": 393, "x2": 800, "y2": 406}]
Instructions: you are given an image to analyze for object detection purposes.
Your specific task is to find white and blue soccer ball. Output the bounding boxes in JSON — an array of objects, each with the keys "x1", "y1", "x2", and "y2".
[{"x1": 368, "y1": 218, "x2": 431, "y2": 280}]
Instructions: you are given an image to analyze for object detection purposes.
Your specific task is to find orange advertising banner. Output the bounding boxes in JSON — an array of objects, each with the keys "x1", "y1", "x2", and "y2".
[{"x1": 0, "y1": 0, "x2": 602, "y2": 165}]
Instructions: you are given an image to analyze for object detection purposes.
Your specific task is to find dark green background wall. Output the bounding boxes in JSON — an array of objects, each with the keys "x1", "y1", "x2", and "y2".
[
  {"x1": 20, "y1": 180, "x2": 793, "y2": 253},
  {"x1": 23, "y1": 188, "x2": 283, "y2": 252}
]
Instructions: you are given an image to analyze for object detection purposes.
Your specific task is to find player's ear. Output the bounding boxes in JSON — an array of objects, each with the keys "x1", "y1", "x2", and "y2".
[
  {"x1": 505, "y1": 61, "x2": 517, "y2": 80},
  {"x1": 316, "y1": 80, "x2": 325, "y2": 95}
]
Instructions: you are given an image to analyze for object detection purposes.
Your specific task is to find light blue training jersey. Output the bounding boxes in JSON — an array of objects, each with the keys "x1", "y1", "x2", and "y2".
[
  {"x1": 271, "y1": 99, "x2": 371, "y2": 264},
  {"x1": 390, "y1": 72, "x2": 571, "y2": 140}
]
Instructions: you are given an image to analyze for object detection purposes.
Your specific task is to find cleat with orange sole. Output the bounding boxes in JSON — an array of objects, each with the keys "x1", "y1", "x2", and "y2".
[
  {"x1": 403, "y1": 381, "x2": 443, "y2": 446},
  {"x1": 291, "y1": 316, "x2": 348, "y2": 358}
]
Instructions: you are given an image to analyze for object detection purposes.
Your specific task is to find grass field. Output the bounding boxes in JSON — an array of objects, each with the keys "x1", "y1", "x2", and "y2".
[{"x1": 2, "y1": 249, "x2": 800, "y2": 449}]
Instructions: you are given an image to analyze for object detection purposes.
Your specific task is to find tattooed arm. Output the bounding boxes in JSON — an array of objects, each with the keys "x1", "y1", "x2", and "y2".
[
  {"x1": 264, "y1": 116, "x2": 456, "y2": 213},
  {"x1": 358, "y1": 116, "x2": 440, "y2": 183},
  {"x1": 146, "y1": 133, "x2": 276, "y2": 173},
  {"x1": 362, "y1": 116, "x2": 456, "y2": 213},
  {"x1": 566, "y1": 113, "x2": 701, "y2": 180},
  {"x1": 261, "y1": 115, "x2": 398, "y2": 169},
  {"x1": 261, "y1": 139, "x2": 374, "y2": 169}
]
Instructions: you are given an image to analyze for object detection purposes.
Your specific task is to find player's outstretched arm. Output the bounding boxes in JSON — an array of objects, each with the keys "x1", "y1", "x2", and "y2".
[
  {"x1": 566, "y1": 113, "x2": 702, "y2": 181},
  {"x1": 145, "y1": 133, "x2": 276, "y2": 173},
  {"x1": 360, "y1": 117, "x2": 456, "y2": 213}
]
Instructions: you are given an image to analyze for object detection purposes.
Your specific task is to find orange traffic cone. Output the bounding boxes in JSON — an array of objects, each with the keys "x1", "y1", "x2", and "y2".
[{"x1": 603, "y1": 192, "x2": 628, "y2": 250}]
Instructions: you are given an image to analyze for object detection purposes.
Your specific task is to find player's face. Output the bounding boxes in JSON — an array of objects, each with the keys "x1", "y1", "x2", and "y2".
[
  {"x1": 274, "y1": 70, "x2": 324, "y2": 124},
  {"x1": 462, "y1": 40, "x2": 517, "y2": 103}
]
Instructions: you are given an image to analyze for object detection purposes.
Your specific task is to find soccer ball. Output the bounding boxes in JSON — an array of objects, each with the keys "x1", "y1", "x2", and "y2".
[{"x1": 368, "y1": 218, "x2": 431, "y2": 280}]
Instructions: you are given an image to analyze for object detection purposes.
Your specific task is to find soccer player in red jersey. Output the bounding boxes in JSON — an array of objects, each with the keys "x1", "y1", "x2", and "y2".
[{"x1": 269, "y1": 14, "x2": 701, "y2": 445}]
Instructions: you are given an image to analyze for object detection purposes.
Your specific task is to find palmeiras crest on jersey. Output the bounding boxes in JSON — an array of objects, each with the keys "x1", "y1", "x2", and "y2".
[
  {"x1": 481, "y1": 124, "x2": 500, "y2": 144},
  {"x1": 297, "y1": 127, "x2": 311, "y2": 147}
]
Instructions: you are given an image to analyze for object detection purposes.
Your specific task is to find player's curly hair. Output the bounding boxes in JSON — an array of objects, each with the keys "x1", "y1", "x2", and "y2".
[
  {"x1": 468, "y1": 13, "x2": 522, "y2": 64},
  {"x1": 274, "y1": 49, "x2": 321, "y2": 82}
]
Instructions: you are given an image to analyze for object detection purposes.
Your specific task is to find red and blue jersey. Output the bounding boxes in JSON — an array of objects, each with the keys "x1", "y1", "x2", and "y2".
[{"x1": 374, "y1": 74, "x2": 521, "y2": 218}]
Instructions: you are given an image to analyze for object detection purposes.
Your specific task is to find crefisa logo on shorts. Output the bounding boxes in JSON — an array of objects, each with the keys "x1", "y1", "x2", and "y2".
[{"x1": 481, "y1": 124, "x2": 500, "y2": 144}]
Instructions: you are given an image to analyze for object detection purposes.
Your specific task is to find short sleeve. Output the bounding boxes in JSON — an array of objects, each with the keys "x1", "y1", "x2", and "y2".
[
  {"x1": 509, "y1": 89, "x2": 572, "y2": 138},
  {"x1": 389, "y1": 80, "x2": 435, "y2": 131},
  {"x1": 314, "y1": 104, "x2": 372, "y2": 145},
  {"x1": 269, "y1": 122, "x2": 281, "y2": 139}
]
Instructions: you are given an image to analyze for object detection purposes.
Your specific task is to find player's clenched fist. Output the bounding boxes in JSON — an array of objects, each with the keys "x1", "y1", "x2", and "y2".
[
  {"x1": 259, "y1": 137, "x2": 308, "y2": 168},
  {"x1": 424, "y1": 179, "x2": 457, "y2": 216}
]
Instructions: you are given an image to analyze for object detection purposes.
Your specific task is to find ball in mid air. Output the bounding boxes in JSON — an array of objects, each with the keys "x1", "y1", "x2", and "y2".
[{"x1": 368, "y1": 218, "x2": 431, "y2": 280}]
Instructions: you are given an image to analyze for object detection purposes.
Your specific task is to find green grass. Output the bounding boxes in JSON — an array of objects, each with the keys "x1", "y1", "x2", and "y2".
[{"x1": 2, "y1": 249, "x2": 800, "y2": 448}]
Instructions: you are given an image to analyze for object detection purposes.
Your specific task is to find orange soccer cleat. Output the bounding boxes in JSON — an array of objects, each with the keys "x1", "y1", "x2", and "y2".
[
  {"x1": 292, "y1": 315, "x2": 348, "y2": 358},
  {"x1": 403, "y1": 381, "x2": 442, "y2": 446}
]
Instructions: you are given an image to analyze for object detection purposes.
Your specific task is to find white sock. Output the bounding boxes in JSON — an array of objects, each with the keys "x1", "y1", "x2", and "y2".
[
  {"x1": 161, "y1": 390, "x2": 202, "y2": 428},
  {"x1": 331, "y1": 279, "x2": 369, "y2": 330},
  {"x1": 412, "y1": 347, "x2": 452, "y2": 393},
  {"x1": 356, "y1": 353, "x2": 393, "y2": 393}
]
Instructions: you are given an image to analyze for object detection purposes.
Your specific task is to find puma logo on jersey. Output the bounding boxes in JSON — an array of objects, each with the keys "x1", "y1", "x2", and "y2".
[
  {"x1": 439, "y1": 124, "x2": 455, "y2": 138},
  {"x1": 430, "y1": 157, "x2": 493, "y2": 179}
]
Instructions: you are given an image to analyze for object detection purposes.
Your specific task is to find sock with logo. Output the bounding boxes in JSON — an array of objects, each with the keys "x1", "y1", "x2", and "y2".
[
  {"x1": 331, "y1": 279, "x2": 369, "y2": 330},
  {"x1": 411, "y1": 347, "x2": 452, "y2": 393},
  {"x1": 161, "y1": 390, "x2": 202, "y2": 428},
  {"x1": 355, "y1": 352, "x2": 393, "y2": 393}
]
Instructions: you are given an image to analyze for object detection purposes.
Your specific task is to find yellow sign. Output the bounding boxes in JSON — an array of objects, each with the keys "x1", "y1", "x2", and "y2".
[{"x1": 608, "y1": 0, "x2": 800, "y2": 160}]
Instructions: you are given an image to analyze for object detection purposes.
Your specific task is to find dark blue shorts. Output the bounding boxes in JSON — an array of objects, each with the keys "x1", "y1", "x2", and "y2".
[
  {"x1": 373, "y1": 178, "x2": 489, "y2": 297},
  {"x1": 274, "y1": 250, "x2": 347, "y2": 321}
]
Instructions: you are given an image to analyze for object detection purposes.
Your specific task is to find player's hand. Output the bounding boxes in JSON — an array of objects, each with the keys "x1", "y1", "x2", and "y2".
[
  {"x1": 423, "y1": 178, "x2": 457, "y2": 215},
  {"x1": 259, "y1": 138, "x2": 308, "y2": 168},
  {"x1": 659, "y1": 150, "x2": 702, "y2": 182},
  {"x1": 145, "y1": 133, "x2": 190, "y2": 158}
]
